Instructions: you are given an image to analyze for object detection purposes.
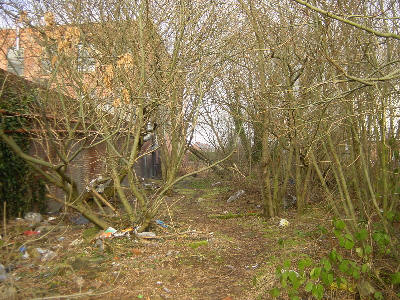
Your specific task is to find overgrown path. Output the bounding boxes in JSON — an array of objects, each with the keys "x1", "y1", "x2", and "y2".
[
  {"x1": 2, "y1": 177, "x2": 331, "y2": 299},
  {"x1": 104, "y1": 177, "x2": 275, "y2": 299},
  {"x1": 100, "y1": 177, "x2": 327, "y2": 299}
]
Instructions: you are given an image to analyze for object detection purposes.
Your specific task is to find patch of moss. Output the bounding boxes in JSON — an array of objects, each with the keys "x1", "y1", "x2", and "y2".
[
  {"x1": 188, "y1": 240, "x2": 208, "y2": 249},
  {"x1": 175, "y1": 188, "x2": 198, "y2": 196},
  {"x1": 83, "y1": 226, "x2": 100, "y2": 241},
  {"x1": 201, "y1": 189, "x2": 220, "y2": 199}
]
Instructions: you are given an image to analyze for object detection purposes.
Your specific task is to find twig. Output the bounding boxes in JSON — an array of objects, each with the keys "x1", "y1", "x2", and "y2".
[
  {"x1": 292, "y1": 0, "x2": 400, "y2": 40},
  {"x1": 157, "y1": 229, "x2": 208, "y2": 239},
  {"x1": 92, "y1": 195, "x2": 106, "y2": 214},
  {"x1": 163, "y1": 197, "x2": 177, "y2": 233},
  {"x1": 91, "y1": 188, "x2": 117, "y2": 213}
]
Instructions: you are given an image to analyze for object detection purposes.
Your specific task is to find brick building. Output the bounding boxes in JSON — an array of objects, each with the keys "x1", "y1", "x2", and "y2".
[{"x1": 0, "y1": 22, "x2": 162, "y2": 210}]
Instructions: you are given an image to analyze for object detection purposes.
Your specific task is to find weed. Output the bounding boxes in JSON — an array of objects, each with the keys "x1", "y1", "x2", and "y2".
[{"x1": 188, "y1": 240, "x2": 208, "y2": 249}]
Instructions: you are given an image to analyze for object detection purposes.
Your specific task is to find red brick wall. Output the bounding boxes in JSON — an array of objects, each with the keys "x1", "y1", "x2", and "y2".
[{"x1": 0, "y1": 27, "x2": 43, "y2": 81}]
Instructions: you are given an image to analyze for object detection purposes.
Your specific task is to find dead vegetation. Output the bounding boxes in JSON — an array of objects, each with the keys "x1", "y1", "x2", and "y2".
[{"x1": 0, "y1": 177, "x2": 360, "y2": 299}]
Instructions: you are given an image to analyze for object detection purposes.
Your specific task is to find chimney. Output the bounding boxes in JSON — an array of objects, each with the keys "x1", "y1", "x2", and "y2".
[
  {"x1": 16, "y1": 11, "x2": 27, "y2": 50},
  {"x1": 16, "y1": 26, "x2": 20, "y2": 50}
]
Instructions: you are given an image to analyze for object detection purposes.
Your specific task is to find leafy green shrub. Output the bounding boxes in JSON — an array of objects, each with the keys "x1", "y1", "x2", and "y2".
[
  {"x1": 270, "y1": 219, "x2": 400, "y2": 299},
  {"x1": 0, "y1": 79, "x2": 46, "y2": 217}
]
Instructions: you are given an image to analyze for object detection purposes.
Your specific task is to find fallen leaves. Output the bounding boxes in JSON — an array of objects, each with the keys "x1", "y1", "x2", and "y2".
[{"x1": 132, "y1": 248, "x2": 143, "y2": 256}]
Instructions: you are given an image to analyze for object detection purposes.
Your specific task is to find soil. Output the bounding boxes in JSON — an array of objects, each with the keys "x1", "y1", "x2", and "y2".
[{"x1": 0, "y1": 177, "x2": 354, "y2": 299}]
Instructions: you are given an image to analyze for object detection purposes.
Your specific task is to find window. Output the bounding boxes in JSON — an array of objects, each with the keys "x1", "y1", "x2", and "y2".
[
  {"x1": 7, "y1": 47, "x2": 24, "y2": 76},
  {"x1": 77, "y1": 43, "x2": 96, "y2": 73}
]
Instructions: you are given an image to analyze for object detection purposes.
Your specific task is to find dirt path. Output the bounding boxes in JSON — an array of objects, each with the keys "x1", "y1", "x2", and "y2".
[
  {"x1": 103, "y1": 178, "x2": 273, "y2": 299},
  {"x1": 1, "y1": 177, "x2": 328, "y2": 299}
]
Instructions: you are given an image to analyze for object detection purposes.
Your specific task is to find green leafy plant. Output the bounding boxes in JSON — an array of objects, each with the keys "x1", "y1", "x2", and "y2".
[
  {"x1": 270, "y1": 219, "x2": 399, "y2": 299},
  {"x1": 0, "y1": 82, "x2": 46, "y2": 217}
]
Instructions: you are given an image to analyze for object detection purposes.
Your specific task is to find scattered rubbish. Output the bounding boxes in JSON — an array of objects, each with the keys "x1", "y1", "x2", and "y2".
[
  {"x1": 0, "y1": 264, "x2": 8, "y2": 282},
  {"x1": 24, "y1": 212, "x2": 42, "y2": 225},
  {"x1": 137, "y1": 294, "x2": 144, "y2": 299},
  {"x1": 227, "y1": 190, "x2": 245, "y2": 203},
  {"x1": 99, "y1": 227, "x2": 117, "y2": 239},
  {"x1": 113, "y1": 227, "x2": 133, "y2": 238},
  {"x1": 47, "y1": 216, "x2": 57, "y2": 221},
  {"x1": 70, "y1": 214, "x2": 90, "y2": 225},
  {"x1": 156, "y1": 220, "x2": 168, "y2": 228},
  {"x1": 19, "y1": 246, "x2": 30, "y2": 259},
  {"x1": 143, "y1": 131, "x2": 153, "y2": 143},
  {"x1": 226, "y1": 265, "x2": 235, "y2": 270},
  {"x1": 211, "y1": 181, "x2": 222, "y2": 187},
  {"x1": 156, "y1": 281, "x2": 163, "y2": 285},
  {"x1": 94, "y1": 227, "x2": 134, "y2": 240},
  {"x1": 24, "y1": 230, "x2": 40, "y2": 236},
  {"x1": 106, "y1": 227, "x2": 117, "y2": 233},
  {"x1": 69, "y1": 238, "x2": 84, "y2": 246},
  {"x1": 96, "y1": 183, "x2": 105, "y2": 193},
  {"x1": 136, "y1": 232, "x2": 157, "y2": 239},
  {"x1": 35, "y1": 225, "x2": 55, "y2": 233},
  {"x1": 279, "y1": 218, "x2": 290, "y2": 227},
  {"x1": 98, "y1": 232, "x2": 112, "y2": 239},
  {"x1": 86, "y1": 175, "x2": 108, "y2": 193},
  {"x1": 36, "y1": 248, "x2": 56, "y2": 262},
  {"x1": 163, "y1": 287, "x2": 171, "y2": 293},
  {"x1": 57, "y1": 236, "x2": 65, "y2": 241},
  {"x1": 99, "y1": 232, "x2": 112, "y2": 239},
  {"x1": 252, "y1": 263, "x2": 259, "y2": 269}
]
